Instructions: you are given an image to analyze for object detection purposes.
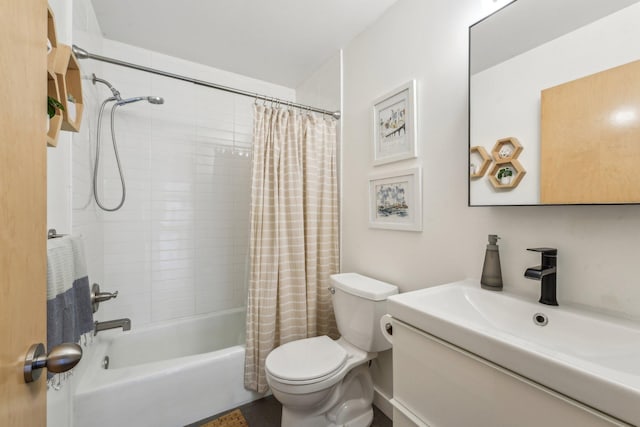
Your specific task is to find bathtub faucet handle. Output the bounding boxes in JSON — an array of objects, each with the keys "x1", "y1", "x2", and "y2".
[{"x1": 91, "y1": 283, "x2": 119, "y2": 313}]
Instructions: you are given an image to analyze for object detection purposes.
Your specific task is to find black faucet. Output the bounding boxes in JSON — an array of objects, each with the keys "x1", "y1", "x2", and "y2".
[{"x1": 524, "y1": 248, "x2": 558, "y2": 306}]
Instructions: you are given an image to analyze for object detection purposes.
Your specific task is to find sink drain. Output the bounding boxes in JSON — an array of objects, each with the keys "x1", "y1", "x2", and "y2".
[{"x1": 533, "y1": 313, "x2": 548, "y2": 326}]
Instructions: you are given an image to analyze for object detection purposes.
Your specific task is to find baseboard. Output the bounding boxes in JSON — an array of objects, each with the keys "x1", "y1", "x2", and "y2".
[{"x1": 373, "y1": 386, "x2": 393, "y2": 420}]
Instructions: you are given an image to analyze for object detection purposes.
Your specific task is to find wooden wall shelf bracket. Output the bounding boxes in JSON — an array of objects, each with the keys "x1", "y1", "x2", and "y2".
[{"x1": 470, "y1": 146, "x2": 492, "y2": 179}]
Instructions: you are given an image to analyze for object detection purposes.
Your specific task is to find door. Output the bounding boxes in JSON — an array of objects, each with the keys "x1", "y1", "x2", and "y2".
[{"x1": 0, "y1": 1, "x2": 48, "y2": 426}]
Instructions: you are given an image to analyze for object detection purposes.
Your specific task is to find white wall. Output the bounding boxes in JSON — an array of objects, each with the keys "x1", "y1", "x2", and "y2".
[
  {"x1": 342, "y1": 0, "x2": 640, "y2": 407},
  {"x1": 47, "y1": 1, "x2": 104, "y2": 426},
  {"x1": 49, "y1": 0, "x2": 296, "y2": 331},
  {"x1": 86, "y1": 40, "x2": 295, "y2": 327},
  {"x1": 72, "y1": 0, "x2": 105, "y2": 296},
  {"x1": 49, "y1": 0, "x2": 295, "y2": 424},
  {"x1": 296, "y1": 52, "x2": 342, "y2": 112}
]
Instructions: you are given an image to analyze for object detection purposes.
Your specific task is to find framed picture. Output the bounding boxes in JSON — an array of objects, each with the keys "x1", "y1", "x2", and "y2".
[
  {"x1": 368, "y1": 168, "x2": 422, "y2": 231},
  {"x1": 372, "y1": 80, "x2": 418, "y2": 166}
]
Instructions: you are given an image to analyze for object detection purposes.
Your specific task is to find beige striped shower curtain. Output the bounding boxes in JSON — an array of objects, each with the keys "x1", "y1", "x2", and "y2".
[{"x1": 244, "y1": 105, "x2": 339, "y2": 393}]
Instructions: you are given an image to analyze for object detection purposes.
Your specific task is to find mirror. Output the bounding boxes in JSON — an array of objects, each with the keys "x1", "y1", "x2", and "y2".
[{"x1": 469, "y1": 0, "x2": 640, "y2": 206}]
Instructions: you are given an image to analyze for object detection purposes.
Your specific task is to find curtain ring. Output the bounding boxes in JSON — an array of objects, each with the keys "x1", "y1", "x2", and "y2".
[{"x1": 254, "y1": 93, "x2": 259, "y2": 105}]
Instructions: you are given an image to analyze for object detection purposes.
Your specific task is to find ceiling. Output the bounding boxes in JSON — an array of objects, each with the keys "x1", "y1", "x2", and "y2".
[{"x1": 90, "y1": 0, "x2": 398, "y2": 88}]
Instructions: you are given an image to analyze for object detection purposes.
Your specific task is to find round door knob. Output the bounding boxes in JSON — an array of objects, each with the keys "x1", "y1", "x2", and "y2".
[{"x1": 24, "y1": 343, "x2": 83, "y2": 383}]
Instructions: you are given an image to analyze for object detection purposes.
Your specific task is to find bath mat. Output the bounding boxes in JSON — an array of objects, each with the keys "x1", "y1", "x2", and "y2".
[{"x1": 201, "y1": 409, "x2": 248, "y2": 427}]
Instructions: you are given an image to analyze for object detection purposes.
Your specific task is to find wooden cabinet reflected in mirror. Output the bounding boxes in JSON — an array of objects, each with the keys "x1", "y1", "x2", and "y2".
[
  {"x1": 469, "y1": 0, "x2": 640, "y2": 206},
  {"x1": 541, "y1": 60, "x2": 640, "y2": 204}
]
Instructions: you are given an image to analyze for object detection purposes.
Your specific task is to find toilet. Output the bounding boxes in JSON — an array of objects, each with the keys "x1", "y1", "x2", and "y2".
[{"x1": 265, "y1": 273, "x2": 398, "y2": 427}]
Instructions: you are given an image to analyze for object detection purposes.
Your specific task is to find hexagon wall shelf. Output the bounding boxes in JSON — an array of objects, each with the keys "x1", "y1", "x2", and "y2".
[
  {"x1": 47, "y1": 70, "x2": 63, "y2": 147},
  {"x1": 491, "y1": 137, "x2": 523, "y2": 162},
  {"x1": 53, "y1": 44, "x2": 84, "y2": 132},
  {"x1": 470, "y1": 146, "x2": 491, "y2": 179},
  {"x1": 488, "y1": 159, "x2": 526, "y2": 189}
]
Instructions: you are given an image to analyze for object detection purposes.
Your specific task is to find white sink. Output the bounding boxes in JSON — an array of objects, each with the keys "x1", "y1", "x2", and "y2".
[{"x1": 387, "y1": 279, "x2": 640, "y2": 426}]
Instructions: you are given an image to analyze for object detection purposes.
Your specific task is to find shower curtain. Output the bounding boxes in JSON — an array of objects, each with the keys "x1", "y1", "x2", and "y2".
[{"x1": 244, "y1": 105, "x2": 339, "y2": 393}]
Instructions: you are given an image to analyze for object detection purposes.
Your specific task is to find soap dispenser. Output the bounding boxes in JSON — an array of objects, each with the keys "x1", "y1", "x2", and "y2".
[{"x1": 480, "y1": 234, "x2": 503, "y2": 291}]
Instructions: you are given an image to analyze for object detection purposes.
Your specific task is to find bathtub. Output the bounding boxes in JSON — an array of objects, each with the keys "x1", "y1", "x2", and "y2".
[{"x1": 73, "y1": 308, "x2": 264, "y2": 427}]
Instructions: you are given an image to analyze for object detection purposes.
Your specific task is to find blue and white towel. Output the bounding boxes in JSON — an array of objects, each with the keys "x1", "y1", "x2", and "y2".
[{"x1": 46, "y1": 235, "x2": 94, "y2": 365}]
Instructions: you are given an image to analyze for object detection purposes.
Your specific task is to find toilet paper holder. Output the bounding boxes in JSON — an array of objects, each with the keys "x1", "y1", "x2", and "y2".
[{"x1": 380, "y1": 314, "x2": 394, "y2": 345}]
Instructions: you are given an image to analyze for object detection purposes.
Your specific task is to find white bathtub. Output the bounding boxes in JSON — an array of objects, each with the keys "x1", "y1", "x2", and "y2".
[{"x1": 73, "y1": 308, "x2": 264, "y2": 427}]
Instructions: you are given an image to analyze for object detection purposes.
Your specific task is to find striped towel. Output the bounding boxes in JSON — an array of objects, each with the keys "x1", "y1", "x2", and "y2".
[{"x1": 46, "y1": 235, "x2": 94, "y2": 357}]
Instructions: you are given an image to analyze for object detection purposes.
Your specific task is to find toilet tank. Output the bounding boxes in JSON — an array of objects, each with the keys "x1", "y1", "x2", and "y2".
[{"x1": 330, "y1": 273, "x2": 398, "y2": 352}]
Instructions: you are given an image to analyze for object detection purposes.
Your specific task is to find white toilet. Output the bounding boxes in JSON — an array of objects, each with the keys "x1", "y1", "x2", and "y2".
[{"x1": 265, "y1": 273, "x2": 398, "y2": 427}]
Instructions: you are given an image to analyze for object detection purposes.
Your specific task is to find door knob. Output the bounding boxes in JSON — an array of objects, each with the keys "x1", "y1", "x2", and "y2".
[{"x1": 24, "y1": 343, "x2": 82, "y2": 383}]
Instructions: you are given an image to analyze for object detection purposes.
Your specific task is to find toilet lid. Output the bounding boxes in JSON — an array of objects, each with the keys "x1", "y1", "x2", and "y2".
[{"x1": 266, "y1": 336, "x2": 347, "y2": 382}]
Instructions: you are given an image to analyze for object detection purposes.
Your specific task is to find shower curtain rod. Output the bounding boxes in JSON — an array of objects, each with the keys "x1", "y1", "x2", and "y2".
[{"x1": 71, "y1": 45, "x2": 341, "y2": 120}]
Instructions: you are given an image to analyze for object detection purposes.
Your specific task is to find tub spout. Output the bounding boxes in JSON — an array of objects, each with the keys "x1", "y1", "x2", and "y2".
[{"x1": 94, "y1": 318, "x2": 131, "y2": 335}]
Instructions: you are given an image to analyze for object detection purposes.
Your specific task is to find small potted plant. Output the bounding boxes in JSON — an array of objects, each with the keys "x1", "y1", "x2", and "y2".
[
  {"x1": 47, "y1": 96, "x2": 64, "y2": 132},
  {"x1": 497, "y1": 166, "x2": 513, "y2": 185}
]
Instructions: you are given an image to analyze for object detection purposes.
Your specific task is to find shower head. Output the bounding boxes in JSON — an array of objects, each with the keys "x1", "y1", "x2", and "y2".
[
  {"x1": 147, "y1": 96, "x2": 164, "y2": 105},
  {"x1": 116, "y1": 96, "x2": 165, "y2": 106}
]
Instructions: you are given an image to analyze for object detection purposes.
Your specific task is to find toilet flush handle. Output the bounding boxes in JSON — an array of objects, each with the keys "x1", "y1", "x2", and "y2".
[{"x1": 328, "y1": 287, "x2": 335, "y2": 294}]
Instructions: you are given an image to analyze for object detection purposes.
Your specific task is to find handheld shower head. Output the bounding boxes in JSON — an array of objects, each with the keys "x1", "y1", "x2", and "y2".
[{"x1": 147, "y1": 96, "x2": 164, "y2": 105}]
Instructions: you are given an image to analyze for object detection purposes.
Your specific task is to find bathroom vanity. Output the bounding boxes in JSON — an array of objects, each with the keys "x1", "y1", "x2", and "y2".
[{"x1": 386, "y1": 280, "x2": 637, "y2": 426}]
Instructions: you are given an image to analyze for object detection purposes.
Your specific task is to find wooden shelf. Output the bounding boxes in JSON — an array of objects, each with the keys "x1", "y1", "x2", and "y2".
[
  {"x1": 491, "y1": 137, "x2": 523, "y2": 162},
  {"x1": 53, "y1": 44, "x2": 84, "y2": 132},
  {"x1": 486, "y1": 137, "x2": 526, "y2": 189},
  {"x1": 488, "y1": 159, "x2": 526, "y2": 189},
  {"x1": 470, "y1": 146, "x2": 491, "y2": 179},
  {"x1": 47, "y1": 6, "x2": 58, "y2": 73},
  {"x1": 46, "y1": 7, "x2": 62, "y2": 147},
  {"x1": 47, "y1": 70, "x2": 63, "y2": 147}
]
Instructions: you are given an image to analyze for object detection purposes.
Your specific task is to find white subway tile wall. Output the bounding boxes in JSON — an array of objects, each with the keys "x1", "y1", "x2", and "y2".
[
  {"x1": 73, "y1": 38, "x2": 295, "y2": 327},
  {"x1": 72, "y1": 19, "x2": 105, "y2": 302}
]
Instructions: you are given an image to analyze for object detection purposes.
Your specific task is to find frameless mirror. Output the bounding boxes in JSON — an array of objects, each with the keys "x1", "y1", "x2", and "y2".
[{"x1": 469, "y1": 0, "x2": 640, "y2": 206}]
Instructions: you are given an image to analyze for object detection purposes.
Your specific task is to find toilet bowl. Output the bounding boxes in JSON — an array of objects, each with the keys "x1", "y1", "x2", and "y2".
[{"x1": 265, "y1": 273, "x2": 398, "y2": 427}]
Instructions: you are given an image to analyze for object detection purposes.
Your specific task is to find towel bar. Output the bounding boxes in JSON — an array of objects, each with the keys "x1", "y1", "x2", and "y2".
[{"x1": 47, "y1": 228, "x2": 67, "y2": 239}]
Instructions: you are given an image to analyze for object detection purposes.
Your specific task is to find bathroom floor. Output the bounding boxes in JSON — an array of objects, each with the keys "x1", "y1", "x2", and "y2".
[{"x1": 186, "y1": 395, "x2": 392, "y2": 427}]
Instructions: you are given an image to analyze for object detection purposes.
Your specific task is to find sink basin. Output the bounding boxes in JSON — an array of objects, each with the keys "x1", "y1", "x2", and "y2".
[{"x1": 387, "y1": 279, "x2": 640, "y2": 425}]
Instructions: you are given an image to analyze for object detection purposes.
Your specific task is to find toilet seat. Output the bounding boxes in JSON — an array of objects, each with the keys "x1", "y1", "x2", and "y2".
[{"x1": 266, "y1": 336, "x2": 347, "y2": 385}]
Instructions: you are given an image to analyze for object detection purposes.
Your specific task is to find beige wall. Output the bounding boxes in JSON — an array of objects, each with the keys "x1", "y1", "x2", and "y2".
[{"x1": 342, "y1": 0, "x2": 640, "y2": 403}]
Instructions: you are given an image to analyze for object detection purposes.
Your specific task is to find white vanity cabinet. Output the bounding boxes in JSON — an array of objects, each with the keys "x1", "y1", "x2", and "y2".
[{"x1": 391, "y1": 320, "x2": 629, "y2": 427}]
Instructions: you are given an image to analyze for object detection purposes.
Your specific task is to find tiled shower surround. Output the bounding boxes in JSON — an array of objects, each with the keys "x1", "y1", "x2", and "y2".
[{"x1": 73, "y1": 37, "x2": 295, "y2": 327}]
